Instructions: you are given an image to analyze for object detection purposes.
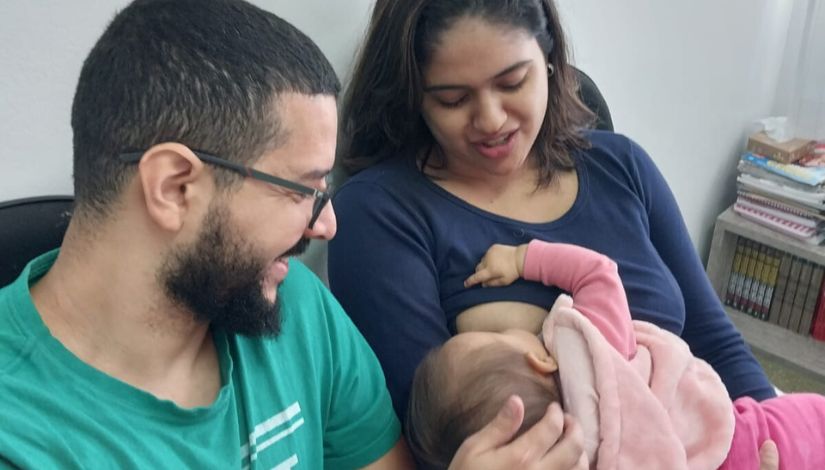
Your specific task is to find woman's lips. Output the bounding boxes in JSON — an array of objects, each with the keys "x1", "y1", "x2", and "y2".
[{"x1": 473, "y1": 130, "x2": 517, "y2": 159}]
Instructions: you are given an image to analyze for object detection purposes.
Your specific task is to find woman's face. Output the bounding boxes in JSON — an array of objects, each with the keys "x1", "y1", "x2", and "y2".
[{"x1": 420, "y1": 17, "x2": 549, "y2": 179}]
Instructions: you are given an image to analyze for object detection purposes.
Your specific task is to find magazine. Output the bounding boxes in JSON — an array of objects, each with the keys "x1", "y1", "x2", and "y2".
[{"x1": 741, "y1": 153, "x2": 825, "y2": 186}]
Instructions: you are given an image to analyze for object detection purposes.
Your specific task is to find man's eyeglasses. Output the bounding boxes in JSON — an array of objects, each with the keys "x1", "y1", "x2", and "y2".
[{"x1": 119, "y1": 150, "x2": 331, "y2": 229}]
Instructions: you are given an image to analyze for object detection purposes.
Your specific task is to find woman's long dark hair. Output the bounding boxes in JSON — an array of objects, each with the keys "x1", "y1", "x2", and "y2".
[{"x1": 340, "y1": 0, "x2": 593, "y2": 187}]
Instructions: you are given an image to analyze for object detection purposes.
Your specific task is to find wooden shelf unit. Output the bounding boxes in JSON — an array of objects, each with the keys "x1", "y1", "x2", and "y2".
[{"x1": 706, "y1": 206, "x2": 825, "y2": 378}]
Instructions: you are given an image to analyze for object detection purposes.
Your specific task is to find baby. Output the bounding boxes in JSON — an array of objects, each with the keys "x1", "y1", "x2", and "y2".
[{"x1": 407, "y1": 240, "x2": 825, "y2": 469}]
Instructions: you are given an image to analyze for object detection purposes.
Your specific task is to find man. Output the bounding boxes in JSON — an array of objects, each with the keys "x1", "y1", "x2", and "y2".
[{"x1": 0, "y1": 0, "x2": 409, "y2": 467}]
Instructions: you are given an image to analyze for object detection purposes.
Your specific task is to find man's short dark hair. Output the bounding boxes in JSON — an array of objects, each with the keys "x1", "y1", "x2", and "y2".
[{"x1": 71, "y1": 0, "x2": 340, "y2": 219}]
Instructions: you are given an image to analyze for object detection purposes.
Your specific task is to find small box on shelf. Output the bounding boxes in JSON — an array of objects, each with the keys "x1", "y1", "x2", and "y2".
[{"x1": 746, "y1": 131, "x2": 815, "y2": 164}]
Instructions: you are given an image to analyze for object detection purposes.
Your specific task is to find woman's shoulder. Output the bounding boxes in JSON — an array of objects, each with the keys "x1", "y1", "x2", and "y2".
[
  {"x1": 583, "y1": 130, "x2": 640, "y2": 158},
  {"x1": 337, "y1": 158, "x2": 420, "y2": 191},
  {"x1": 578, "y1": 130, "x2": 669, "y2": 203},
  {"x1": 580, "y1": 130, "x2": 657, "y2": 172},
  {"x1": 334, "y1": 157, "x2": 439, "y2": 213}
]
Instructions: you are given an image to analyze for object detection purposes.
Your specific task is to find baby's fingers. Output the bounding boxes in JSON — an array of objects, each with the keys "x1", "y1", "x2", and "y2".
[
  {"x1": 465, "y1": 269, "x2": 492, "y2": 287},
  {"x1": 482, "y1": 277, "x2": 509, "y2": 287}
]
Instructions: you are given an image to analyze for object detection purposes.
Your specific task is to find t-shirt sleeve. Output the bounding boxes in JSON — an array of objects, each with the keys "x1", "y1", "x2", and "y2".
[
  {"x1": 627, "y1": 139, "x2": 775, "y2": 400},
  {"x1": 328, "y1": 180, "x2": 451, "y2": 421},
  {"x1": 310, "y1": 266, "x2": 402, "y2": 469}
]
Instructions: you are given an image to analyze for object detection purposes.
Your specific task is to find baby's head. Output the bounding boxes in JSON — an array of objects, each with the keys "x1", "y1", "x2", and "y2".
[{"x1": 406, "y1": 330, "x2": 561, "y2": 469}]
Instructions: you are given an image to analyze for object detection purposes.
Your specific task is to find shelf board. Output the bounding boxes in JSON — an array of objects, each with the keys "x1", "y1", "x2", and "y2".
[
  {"x1": 716, "y1": 208, "x2": 825, "y2": 265},
  {"x1": 725, "y1": 306, "x2": 825, "y2": 379}
]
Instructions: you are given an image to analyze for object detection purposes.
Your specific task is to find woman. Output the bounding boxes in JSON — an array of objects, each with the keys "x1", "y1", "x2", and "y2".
[{"x1": 329, "y1": 0, "x2": 775, "y2": 455}]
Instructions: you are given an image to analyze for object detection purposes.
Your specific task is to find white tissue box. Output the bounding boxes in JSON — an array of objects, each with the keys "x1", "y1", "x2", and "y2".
[{"x1": 746, "y1": 131, "x2": 814, "y2": 164}]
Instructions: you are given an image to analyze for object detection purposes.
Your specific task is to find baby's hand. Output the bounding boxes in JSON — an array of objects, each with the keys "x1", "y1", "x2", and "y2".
[{"x1": 464, "y1": 244, "x2": 528, "y2": 288}]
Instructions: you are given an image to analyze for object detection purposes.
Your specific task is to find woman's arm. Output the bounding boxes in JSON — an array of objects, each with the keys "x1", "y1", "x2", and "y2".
[{"x1": 628, "y1": 138, "x2": 775, "y2": 400}]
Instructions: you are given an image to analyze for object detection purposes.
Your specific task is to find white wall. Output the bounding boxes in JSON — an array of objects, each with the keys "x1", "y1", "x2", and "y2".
[
  {"x1": 0, "y1": 0, "x2": 373, "y2": 202},
  {"x1": 555, "y1": 0, "x2": 796, "y2": 257},
  {"x1": 0, "y1": 2, "x2": 127, "y2": 200},
  {"x1": 0, "y1": 1, "x2": 803, "y2": 261}
]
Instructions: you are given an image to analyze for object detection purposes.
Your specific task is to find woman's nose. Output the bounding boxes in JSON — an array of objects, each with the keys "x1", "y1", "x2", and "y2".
[{"x1": 472, "y1": 93, "x2": 507, "y2": 134}]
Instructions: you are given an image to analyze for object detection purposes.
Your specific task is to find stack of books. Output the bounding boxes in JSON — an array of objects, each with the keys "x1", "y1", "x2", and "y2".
[
  {"x1": 735, "y1": 152, "x2": 825, "y2": 244},
  {"x1": 725, "y1": 237, "x2": 825, "y2": 340}
]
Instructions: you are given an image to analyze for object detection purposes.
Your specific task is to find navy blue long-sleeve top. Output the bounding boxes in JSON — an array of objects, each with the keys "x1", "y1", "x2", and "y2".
[{"x1": 328, "y1": 131, "x2": 775, "y2": 420}]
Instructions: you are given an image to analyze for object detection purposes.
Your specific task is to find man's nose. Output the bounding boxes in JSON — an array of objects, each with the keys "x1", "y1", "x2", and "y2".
[{"x1": 305, "y1": 201, "x2": 336, "y2": 240}]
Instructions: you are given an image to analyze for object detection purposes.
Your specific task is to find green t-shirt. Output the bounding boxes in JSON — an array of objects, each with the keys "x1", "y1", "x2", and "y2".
[{"x1": 0, "y1": 251, "x2": 400, "y2": 469}]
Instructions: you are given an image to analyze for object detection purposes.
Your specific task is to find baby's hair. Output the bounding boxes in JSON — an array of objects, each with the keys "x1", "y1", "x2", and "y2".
[{"x1": 406, "y1": 342, "x2": 561, "y2": 469}]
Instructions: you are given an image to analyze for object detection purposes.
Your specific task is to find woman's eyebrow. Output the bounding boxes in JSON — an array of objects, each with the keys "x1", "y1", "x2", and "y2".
[
  {"x1": 492, "y1": 60, "x2": 532, "y2": 78},
  {"x1": 423, "y1": 60, "x2": 532, "y2": 92}
]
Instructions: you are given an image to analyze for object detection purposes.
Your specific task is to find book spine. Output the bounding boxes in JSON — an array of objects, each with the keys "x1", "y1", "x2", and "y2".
[
  {"x1": 788, "y1": 260, "x2": 814, "y2": 331},
  {"x1": 779, "y1": 257, "x2": 803, "y2": 329},
  {"x1": 733, "y1": 239, "x2": 752, "y2": 309},
  {"x1": 768, "y1": 251, "x2": 794, "y2": 324},
  {"x1": 798, "y1": 264, "x2": 825, "y2": 334},
  {"x1": 757, "y1": 248, "x2": 781, "y2": 320},
  {"x1": 810, "y1": 278, "x2": 825, "y2": 341},
  {"x1": 737, "y1": 240, "x2": 759, "y2": 313},
  {"x1": 748, "y1": 244, "x2": 769, "y2": 317},
  {"x1": 725, "y1": 238, "x2": 746, "y2": 307}
]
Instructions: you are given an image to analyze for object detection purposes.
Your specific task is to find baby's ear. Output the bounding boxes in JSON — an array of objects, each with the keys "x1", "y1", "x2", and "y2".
[{"x1": 525, "y1": 351, "x2": 558, "y2": 374}]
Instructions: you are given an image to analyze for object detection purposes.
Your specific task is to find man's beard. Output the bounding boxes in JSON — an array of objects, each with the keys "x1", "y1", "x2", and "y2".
[{"x1": 159, "y1": 204, "x2": 309, "y2": 337}]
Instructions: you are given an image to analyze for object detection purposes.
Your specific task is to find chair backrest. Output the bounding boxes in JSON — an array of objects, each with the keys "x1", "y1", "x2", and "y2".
[
  {"x1": 0, "y1": 196, "x2": 74, "y2": 287},
  {"x1": 572, "y1": 67, "x2": 614, "y2": 132}
]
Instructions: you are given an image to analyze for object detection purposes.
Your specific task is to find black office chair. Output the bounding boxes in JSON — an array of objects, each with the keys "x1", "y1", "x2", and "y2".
[
  {"x1": 0, "y1": 195, "x2": 74, "y2": 287},
  {"x1": 573, "y1": 66, "x2": 613, "y2": 132}
]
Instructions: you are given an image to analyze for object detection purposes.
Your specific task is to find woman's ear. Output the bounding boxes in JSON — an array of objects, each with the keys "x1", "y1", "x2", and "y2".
[
  {"x1": 136, "y1": 143, "x2": 208, "y2": 232},
  {"x1": 525, "y1": 351, "x2": 558, "y2": 375}
]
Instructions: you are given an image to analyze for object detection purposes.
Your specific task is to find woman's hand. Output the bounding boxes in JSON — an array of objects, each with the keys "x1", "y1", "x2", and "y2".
[
  {"x1": 449, "y1": 396, "x2": 587, "y2": 470},
  {"x1": 464, "y1": 244, "x2": 529, "y2": 288}
]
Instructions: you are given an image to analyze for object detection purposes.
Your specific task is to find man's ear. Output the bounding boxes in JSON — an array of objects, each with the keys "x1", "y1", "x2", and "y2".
[
  {"x1": 525, "y1": 351, "x2": 558, "y2": 375},
  {"x1": 136, "y1": 143, "x2": 209, "y2": 232}
]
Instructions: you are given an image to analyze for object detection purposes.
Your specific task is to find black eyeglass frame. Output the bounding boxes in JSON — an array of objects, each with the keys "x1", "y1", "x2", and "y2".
[{"x1": 119, "y1": 150, "x2": 331, "y2": 229}]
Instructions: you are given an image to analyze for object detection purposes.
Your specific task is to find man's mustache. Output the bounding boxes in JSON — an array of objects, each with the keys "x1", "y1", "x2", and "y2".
[{"x1": 283, "y1": 237, "x2": 311, "y2": 258}]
